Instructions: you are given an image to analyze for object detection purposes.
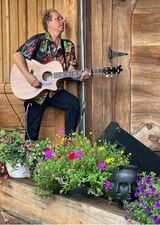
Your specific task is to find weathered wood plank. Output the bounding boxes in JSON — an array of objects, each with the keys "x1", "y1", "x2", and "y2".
[
  {"x1": 64, "y1": 0, "x2": 78, "y2": 96},
  {"x1": 2, "y1": 0, "x2": 10, "y2": 82},
  {"x1": 9, "y1": 0, "x2": 18, "y2": 68},
  {"x1": 0, "y1": 179, "x2": 130, "y2": 224},
  {"x1": 131, "y1": 54, "x2": 160, "y2": 65},
  {"x1": 18, "y1": 0, "x2": 27, "y2": 46},
  {"x1": 132, "y1": 102, "x2": 160, "y2": 114},
  {"x1": 112, "y1": 0, "x2": 137, "y2": 132},
  {"x1": 46, "y1": 0, "x2": 54, "y2": 9},
  {"x1": 27, "y1": 0, "x2": 37, "y2": 37},
  {"x1": 132, "y1": 46, "x2": 160, "y2": 55},
  {"x1": 134, "y1": 0, "x2": 160, "y2": 14},
  {"x1": 91, "y1": 0, "x2": 103, "y2": 139},
  {"x1": 132, "y1": 85, "x2": 160, "y2": 102},
  {"x1": 0, "y1": 0, "x2": 2, "y2": 82},
  {"x1": 131, "y1": 69, "x2": 160, "y2": 85},
  {"x1": 37, "y1": 0, "x2": 46, "y2": 33},
  {"x1": 132, "y1": 14, "x2": 160, "y2": 33},
  {"x1": 133, "y1": 33, "x2": 160, "y2": 46},
  {"x1": 101, "y1": 0, "x2": 112, "y2": 133}
]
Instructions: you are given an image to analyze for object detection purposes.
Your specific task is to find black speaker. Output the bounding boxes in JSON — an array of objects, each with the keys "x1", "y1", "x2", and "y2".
[{"x1": 98, "y1": 121, "x2": 160, "y2": 176}]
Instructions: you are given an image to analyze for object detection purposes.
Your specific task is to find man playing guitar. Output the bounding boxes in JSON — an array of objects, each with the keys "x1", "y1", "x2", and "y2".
[{"x1": 13, "y1": 9, "x2": 91, "y2": 141}]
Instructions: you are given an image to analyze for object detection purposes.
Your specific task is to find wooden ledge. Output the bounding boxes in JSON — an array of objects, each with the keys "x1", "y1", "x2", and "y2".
[{"x1": 0, "y1": 179, "x2": 132, "y2": 224}]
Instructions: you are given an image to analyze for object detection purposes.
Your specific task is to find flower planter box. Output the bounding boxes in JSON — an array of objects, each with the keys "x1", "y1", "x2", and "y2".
[{"x1": 0, "y1": 178, "x2": 137, "y2": 224}]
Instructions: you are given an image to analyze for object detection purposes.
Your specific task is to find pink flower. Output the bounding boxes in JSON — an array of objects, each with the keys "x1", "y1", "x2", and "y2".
[
  {"x1": 3, "y1": 174, "x2": 9, "y2": 180},
  {"x1": 98, "y1": 162, "x2": 106, "y2": 170},
  {"x1": 44, "y1": 149, "x2": 54, "y2": 159},
  {"x1": 25, "y1": 143, "x2": 33, "y2": 148},
  {"x1": 75, "y1": 150, "x2": 84, "y2": 159},
  {"x1": 59, "y1": 128, "x2": 65, "y2": 136},
  {"x1": 57, "y1": 178, "x2": 64, "y2": 185}
]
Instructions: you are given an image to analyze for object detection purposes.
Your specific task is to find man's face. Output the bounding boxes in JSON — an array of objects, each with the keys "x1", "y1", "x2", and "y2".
[
  {"x1": 111, "y1": 168, "x2": 137, "y2": 201},
  {"x1": 48, "y1": 11, "x2": 65, "y2": 33}
]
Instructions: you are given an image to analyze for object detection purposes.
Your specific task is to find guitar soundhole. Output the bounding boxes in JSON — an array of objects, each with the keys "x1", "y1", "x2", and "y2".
[{"x1": 42, "y1": 71, "x2": 53, "y2": 82}]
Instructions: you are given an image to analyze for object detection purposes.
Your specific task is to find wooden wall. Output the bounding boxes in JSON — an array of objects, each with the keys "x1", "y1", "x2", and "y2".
[
  {"x1": 132, "y1": 0, "x2": 160, "y2": 130},
  {"x1": 0, "y1": 0, "x2": 78, "y2": 142},
  {"x1": 1, "y1": 0, "x2": 160, "y2": 152},
  {"x1": 131, "y1": 0, "x2": 160, "y2": 153}
]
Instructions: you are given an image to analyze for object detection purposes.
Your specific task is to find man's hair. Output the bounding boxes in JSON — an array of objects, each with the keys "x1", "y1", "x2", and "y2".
[{"x1": 42, "y1": 9, "x2": 57, "y2": 32}]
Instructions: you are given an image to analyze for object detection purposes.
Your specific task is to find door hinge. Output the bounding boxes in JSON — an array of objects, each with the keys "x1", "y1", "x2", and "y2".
[{"x1": 108, "y1": 46, "x2": 128, "y2": 63}]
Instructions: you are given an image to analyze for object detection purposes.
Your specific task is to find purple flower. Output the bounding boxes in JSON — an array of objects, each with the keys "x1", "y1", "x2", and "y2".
[
  {"x1": 75, "y1": 150, "x2": 84, "y2": 159},
  {"x1": 44, "y1": 149, "x2": 53, "y2": 159},
  {"x1": 104, "y1": 180, "x2": 111, "y2": 190},
  {"x1": 134, "y1": 191, "x2": 139, "y2": 197},
  {"x1": 154, "y1": 202, "x2": 160, "y2": 209},
  {"x1": 145, "y1": 176, "x2": 151, "y2": 184},
  {"x1": 139, "y1": 185, "x2": 145, "y2": 193},
  {"x1": 150, "y1": 186, "x2": 156, "y2": 193},
  {"x1": 151, "y1": 215, "x2": 159, "y2": 223},
  {"x1": 124, "y1": 216, "x2": 129, "y2": 221},
  {"x1": 145, "y1": 192, "x2": 150, "y2": 199},
  {"x1": 154, "y1": 193, "x2": 160, "y2": 198},
  {"x1": 140, "y1": 202, "x2": 146, "y2": 209},
  {"x1": 98, "y1": 162, "x2": 106, "y2": 170},
  {"x1": 146, "y1": 206, "x2": 151, "y2": 214}
]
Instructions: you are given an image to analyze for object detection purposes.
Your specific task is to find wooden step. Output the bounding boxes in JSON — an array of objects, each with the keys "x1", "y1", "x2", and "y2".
[{"x1": 0, "y1": 179, "x2": 133, "y2": 224}]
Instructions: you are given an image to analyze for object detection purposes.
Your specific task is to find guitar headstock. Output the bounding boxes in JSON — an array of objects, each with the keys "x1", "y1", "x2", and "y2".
[{"x1": 103, "y1": 65, "x2": 123, "y2": 77}]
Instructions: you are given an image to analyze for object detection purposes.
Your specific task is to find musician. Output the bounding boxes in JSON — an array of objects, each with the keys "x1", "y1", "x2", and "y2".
[{"x1": 13, "y1": 9, "x2": 91, "y2": 141}]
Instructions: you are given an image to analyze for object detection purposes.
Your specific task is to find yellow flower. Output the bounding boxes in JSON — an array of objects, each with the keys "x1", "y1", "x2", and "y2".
[
  {"x1": 98, "y1": 146, "x2": 105, "y2": 151},
  {"x1": 105, "y1": 157, "x2": 115, "y2": 164}
]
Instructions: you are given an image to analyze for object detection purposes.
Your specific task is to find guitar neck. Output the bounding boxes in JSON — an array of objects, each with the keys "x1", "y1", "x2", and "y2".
[{"x1": 54, "y1": 68, "x2": 104, "y2": 79}]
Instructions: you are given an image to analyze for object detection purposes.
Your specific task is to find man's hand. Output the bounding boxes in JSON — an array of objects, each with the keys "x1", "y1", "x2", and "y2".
[
  {"x1": 27, "y1": 74, "x2": 42, "y2": 88},
  {"x1": 79, "y1": 70, "x2": 92, "y2": 81}
]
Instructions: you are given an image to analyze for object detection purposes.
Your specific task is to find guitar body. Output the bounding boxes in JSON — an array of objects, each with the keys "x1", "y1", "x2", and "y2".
[
  {"x1": 10, "y1": 59, "x2": 63, "y2": 100},
  {"x1": 11, "y1": 59, "x2": 123, "y2": 100}
]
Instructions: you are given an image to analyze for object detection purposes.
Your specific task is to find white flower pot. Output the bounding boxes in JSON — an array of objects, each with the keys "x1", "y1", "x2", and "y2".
[{"x1": 6, "y1": 163, "x2": 30, "y2": 178}]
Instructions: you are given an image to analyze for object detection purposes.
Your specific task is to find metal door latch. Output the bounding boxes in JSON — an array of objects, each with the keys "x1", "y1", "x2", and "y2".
[{"x1": 108, "y1": 46, "x2": 128, "y2": 63}]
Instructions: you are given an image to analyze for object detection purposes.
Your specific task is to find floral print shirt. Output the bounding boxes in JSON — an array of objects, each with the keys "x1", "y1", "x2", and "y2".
[{"x1": 17, "y1": 33, "x2": 78, "y2": 104}]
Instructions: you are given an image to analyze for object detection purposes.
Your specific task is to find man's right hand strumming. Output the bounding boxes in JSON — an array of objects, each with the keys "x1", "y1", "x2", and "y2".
[{"x1": 26, "y1": 74, "x2": 42, "y2": 88}]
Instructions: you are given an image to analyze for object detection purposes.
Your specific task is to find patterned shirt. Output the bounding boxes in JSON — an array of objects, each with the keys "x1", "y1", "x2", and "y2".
[{"x1": 17, "y1": 32, "x2": 78, "y2": 104}]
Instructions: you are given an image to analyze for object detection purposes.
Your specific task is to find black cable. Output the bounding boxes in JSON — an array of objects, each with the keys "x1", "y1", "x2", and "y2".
[{"x1": 3, "y1": 82, "x2": 25, "y2": 130}]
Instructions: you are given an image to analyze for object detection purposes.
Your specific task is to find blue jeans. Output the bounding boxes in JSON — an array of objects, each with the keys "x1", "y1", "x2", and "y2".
[{"x1": 24, "y1": 90, "x2": 80, "y2": 140}]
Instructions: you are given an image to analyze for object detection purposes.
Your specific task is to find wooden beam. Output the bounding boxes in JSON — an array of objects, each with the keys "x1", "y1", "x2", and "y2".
[{"x1": 0, "y1": 179, "x2": 131, "y2": 224}]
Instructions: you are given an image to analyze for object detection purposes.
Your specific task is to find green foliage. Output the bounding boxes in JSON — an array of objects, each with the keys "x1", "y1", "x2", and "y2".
[
  {"x1": 0, "y1": 130, "x2": 54, "y2": 177},
  {"x1": 124, "y1": 172, "x2": 160, "y2": 224},
  {"x1": 0, "y1": 130, "x2": 27, "y2": 167},
  {"x1": 33, "y1": 132, "x2": 130, "y2": 197}
]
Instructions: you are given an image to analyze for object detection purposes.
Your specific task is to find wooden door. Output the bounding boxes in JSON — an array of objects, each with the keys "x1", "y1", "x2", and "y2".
[{"x1": 86, "y1": 0, "x2": 137, "y2": 140}]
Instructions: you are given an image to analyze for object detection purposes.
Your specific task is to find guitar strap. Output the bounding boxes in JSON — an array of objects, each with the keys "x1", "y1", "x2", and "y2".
[{"x1": 61, "y1": 39, "x2": 66, "y2": 69}]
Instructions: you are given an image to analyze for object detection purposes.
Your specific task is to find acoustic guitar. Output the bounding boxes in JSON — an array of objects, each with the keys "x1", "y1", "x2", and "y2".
[{"x1": 10, "y1": 59, "x2": 122, "y2": 100}]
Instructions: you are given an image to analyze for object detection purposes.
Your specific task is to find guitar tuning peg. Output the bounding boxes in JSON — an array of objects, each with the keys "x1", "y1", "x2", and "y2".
[{"x1": 106, "y1": 74, "x2": 109, "y2": 78}]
